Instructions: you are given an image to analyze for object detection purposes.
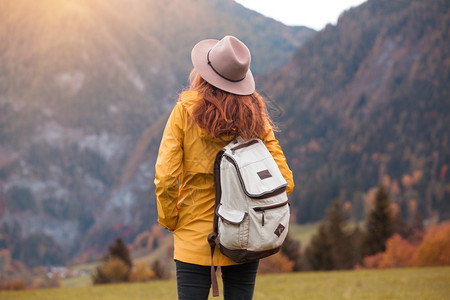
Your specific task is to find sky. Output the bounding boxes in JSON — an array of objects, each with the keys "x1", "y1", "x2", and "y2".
[{"x1": 234, "y1": 0, "x2": 367, "y2": 30}]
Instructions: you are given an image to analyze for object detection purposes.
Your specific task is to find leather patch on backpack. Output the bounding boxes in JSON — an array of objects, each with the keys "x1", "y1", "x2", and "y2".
[
  {"x1": 257, "y1": 169, "x2": 272, "y2": 180},
  {"x1": 274, "y1": 224, "x2": 285, "y2": 237}
]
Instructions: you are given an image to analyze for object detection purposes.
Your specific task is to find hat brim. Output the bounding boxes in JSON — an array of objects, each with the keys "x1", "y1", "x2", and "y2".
[{"x1": 191, "y1": 39, "x2": 255, "y2": 96}]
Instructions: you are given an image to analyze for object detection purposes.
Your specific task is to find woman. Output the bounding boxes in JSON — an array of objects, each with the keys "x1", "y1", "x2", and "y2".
[{"x1": 154, "y1": 35, "x2": 294, "y2": 300}]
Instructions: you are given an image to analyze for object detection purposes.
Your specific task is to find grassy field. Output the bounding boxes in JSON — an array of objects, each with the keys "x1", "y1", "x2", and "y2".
[{"x1": 1, "y1": 267, "x2": 449, "y2": 300}]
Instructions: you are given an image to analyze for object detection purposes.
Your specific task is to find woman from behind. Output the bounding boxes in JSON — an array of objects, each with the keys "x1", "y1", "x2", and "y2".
[{"x1": 154, "y1": 35, "x2": 294, "y2": 300}]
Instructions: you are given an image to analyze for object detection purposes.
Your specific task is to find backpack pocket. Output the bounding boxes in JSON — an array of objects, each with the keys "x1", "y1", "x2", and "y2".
[
  {"x1": 224, "y1": 138, "x2": 287, "y2": 199},
  {"x1": 248, "y1": 200, "x2": 290, "y2": 251},
  {"x1": 217, "y1": 205, "x2": 249, "y2": 249}
]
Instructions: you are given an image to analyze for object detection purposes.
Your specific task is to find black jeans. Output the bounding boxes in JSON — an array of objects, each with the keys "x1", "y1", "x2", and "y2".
[{"x1": 176, "y1": 260, "x2": 259, "y2": 300}]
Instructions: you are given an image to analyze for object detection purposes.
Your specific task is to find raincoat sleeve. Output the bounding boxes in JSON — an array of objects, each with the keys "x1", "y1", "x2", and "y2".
[
  {"x1": 263, "y1": 127, "x2": 295, "y2": 196},
  {"x1": 154, "y1": 102, "x2": 185, "y2": 231}
]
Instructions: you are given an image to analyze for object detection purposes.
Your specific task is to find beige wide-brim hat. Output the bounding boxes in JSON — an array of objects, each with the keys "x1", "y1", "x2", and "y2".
[{"x1": 191, "y1": 35, "x2": 255, "y2": 96}]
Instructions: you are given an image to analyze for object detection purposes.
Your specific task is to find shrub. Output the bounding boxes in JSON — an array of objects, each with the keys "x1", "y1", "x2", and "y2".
[
  {"x1": 359, "y1": 222, "x2": 450, "y2": 269},
  {"x1": 92, "y1": 258, "x2": 130, "y2": 284},
  {"x1": 0, "y1": 278, "x2": 26, "y2": 290},
  {"x1": 415, "y1": 222, "x2": 450, "y2": 267},
  {"x1": 258, "y1": 252, "x2": 294, "y2": 274},
  {"x1": 378, "y1": 234, "x2": 416, "y2": 268},
  {"x1": 358, "y1": 253, "x2": 383, "y2": 269},
  {"x1": 129, "y1": 261, "x2": 155, "y2": 282}
]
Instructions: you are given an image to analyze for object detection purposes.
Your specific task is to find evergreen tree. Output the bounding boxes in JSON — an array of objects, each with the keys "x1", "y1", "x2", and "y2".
[
  {"x1": 326, "y1": 200, "x2": 356, "y2": 269},
  {"x1": 361, "y1": 186, "x2": 395, "y2": 258},
  {"x1": 108, "y1": 237, "x2": 132, "y2": 269},
  {"x1": 305, "y1": 200, "x2": 358, "y2": 270},
  {"x1": 305, "y1": 222, "x2": 334, "y2": 270}
]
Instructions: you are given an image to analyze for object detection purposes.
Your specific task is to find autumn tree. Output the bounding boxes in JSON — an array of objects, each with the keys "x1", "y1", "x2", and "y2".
[{"x1": 361, "y1": 186, "x2": 395, "y2": 258}]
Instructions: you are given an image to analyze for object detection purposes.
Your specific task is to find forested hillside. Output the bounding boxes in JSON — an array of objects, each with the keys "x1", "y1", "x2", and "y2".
[
  {"x1": 0, "y1": 0, "x2": 313, "y2": 266},
  {"x1": 261, "y1": 0, "x2": 449, "y2": 223}
]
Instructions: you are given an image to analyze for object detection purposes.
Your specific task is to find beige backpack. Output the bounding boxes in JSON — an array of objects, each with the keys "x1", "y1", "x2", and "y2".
[{"x1": 208, "y1": 136, "x2": 290, "y2": 297}]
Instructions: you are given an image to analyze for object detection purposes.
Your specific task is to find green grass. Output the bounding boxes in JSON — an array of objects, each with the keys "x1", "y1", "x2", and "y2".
[{"x1": 1, "y1": 267, "x2": 449, "y2": 300}]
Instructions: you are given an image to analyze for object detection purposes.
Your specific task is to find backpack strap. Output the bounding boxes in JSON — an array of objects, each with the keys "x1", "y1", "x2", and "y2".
[
  {"x1": 208, "y1": 238, "x2": 219, "y2": 297},
  {"x1": 207, "y1": 148, "x2": 226, "y2": 297},
  {"x1": 210, "y1": 148, "x2": 224, "y2": 242}
]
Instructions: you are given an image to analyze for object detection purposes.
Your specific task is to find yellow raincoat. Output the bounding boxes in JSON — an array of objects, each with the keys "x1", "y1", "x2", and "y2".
[{"x1": 154, "y1": 91, "x2": 294, "y2": 266}]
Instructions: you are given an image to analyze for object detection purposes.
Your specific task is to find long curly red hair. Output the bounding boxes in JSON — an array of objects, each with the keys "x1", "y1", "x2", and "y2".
[{"x1": 187, "y1": 70, "x2": 272, "y2": 140}]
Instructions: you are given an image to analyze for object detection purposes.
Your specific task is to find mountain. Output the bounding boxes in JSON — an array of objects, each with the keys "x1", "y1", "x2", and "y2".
[
  {"x1": 0, "y1": 0, "x2": 314, "y2": 266},
  {"x1": 260, "y1": 0, "x2": 450, "y2": 223},
  {"x1": 3, "y1": 0, "x2": 448, "y2": 269}
]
